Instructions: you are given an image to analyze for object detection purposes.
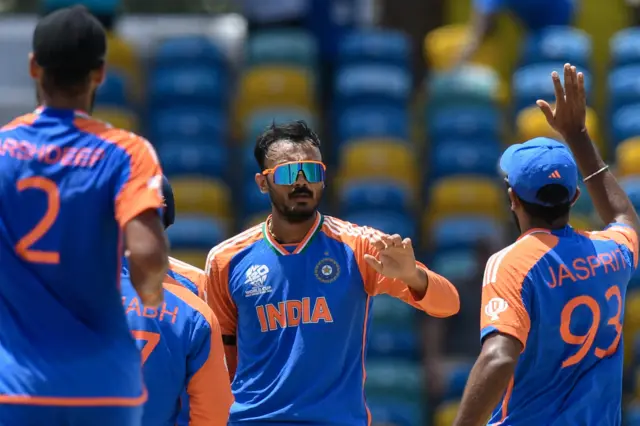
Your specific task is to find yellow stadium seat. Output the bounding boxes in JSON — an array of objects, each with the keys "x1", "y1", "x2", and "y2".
[
  {"x1": 170, "y1": 250, "x2": 209, "y2": 270},
  {"x1": 235, "y1": 66, "x2": 316, "y2": 131},
  {"x1": 570, "y1": 214, "x2": 593, "y2": 231},
  {"x1": 337, "y1": 140, "x2": 419, "y2": 189},
  {"x1": 92, "y1": 108, "x2": 139, "y2": 132},
  {"x1": 171, "y1": 178, "x2": 231, "y2": 219},
  {"x1": 515, "y1": 105, "x2": 604, "y2": 154},
  {"x1": 424, "y1": 25, "x2": 499, "y2": 71},
  {"x1": 625, "y1": 291, "x2": 640, "y2": 367},
  {"x1": 434, "y1": 401, "x2": 459, "y2": 426},
  {"x1": 427, "y1": 177, "x2": 505, "y2": 223},
  {"x1": 616, "y1": 137, "x2": 640, "y2": 177},
  {"x1": 106, "y1": 33, "x2": 141, "y2": 101}
]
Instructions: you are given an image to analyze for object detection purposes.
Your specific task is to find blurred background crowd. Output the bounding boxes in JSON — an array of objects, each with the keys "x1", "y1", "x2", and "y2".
[{"x1": 4, "y1": 0, "x2": 640, "y2": 424}]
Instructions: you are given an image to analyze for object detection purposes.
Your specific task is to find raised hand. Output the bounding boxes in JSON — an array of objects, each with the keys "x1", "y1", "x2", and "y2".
[
  {"x1": 364, "y1": 234, "x2": 418, "y2": 281},
  {"x1": 536, "y1": 63, "x2": 587, "y2": 142}
]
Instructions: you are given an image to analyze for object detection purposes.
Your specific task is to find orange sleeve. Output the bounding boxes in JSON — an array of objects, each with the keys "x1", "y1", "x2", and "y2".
[
  {"x1": 359, "y1": 228, "x2": 460, "y2": 318},
  {"x1": 114, "y1": 136, "x2": 164, "y2": 228},
  {"x1": 599, "y1": 223, "x2": 639, "y2": 270},
  {"x1": 205, "y1": 249, "x2": 238, "y2": 381},
  {"x1": 480, "y1": 253, "x2": 532, "y2": 350},
  {"x1": 187, "y1": 309, "x2": 233, "y2": 426}
]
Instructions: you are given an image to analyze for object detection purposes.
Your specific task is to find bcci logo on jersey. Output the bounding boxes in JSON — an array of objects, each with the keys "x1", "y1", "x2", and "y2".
[
  {"x1": 484, "y1": 297, "x2": 508, "y2": 322},
  {"x1": 314, "y1": 258, "x2": 340, "y2": 284},
  {"x1": 245, "y1": 265, "x2": 272, "y2": 297}
]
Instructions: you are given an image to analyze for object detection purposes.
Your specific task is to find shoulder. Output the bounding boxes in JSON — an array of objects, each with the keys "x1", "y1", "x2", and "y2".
[
  {"x1": 484, "y1": 231, "x2": 558, "y2": 288},
  {"x1": 322, "y1": 215, "x2": 384, "y2": 245},
  {"x1": 206, "y1": 224, "x2": 264, "y2": 272},
  {"x1": 169, "y1": 256, "x2": 206, "y2": 282},
  {"x1": 164, "y1": 282, "x2": 216, "y2": 329},
  {"x1": 1, "y1": 112, "x2": 39, "y2": 132},
  {"x1": 73, "y1": 116, "x2": 158, "y2": 159}
]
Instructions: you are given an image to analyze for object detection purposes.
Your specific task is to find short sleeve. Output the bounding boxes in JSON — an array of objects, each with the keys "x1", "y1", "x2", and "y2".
[
  {"x1": 600, "y1": 223, "x2": 639, "y2": 271},
  {"x1": 114, "y1": 136, "x2": 164, "y2": 227},
  {"x1": 473, "y1": 0, "x2": 505, "y2": 14},
  {"x1": 480, "y1": 254, "x2": 532, "y2": 350}
]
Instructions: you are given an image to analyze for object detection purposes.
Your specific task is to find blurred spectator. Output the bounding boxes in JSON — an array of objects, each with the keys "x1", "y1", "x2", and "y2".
[{"x1": 455, "y1": 0, "x2": 578, "y2": 68}]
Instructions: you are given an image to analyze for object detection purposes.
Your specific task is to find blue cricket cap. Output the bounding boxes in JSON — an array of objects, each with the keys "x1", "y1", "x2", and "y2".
[
  {"x1": 162, "y1": 175, "x2": 175, "y2": 229},
  {"x1": 500, "y1": 137, "x2": 578, "y2": 207}
]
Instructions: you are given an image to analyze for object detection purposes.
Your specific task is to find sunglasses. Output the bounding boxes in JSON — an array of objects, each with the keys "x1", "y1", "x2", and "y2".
[{"x1": 262, "y1": 161, "x2": 326, "y2": 185}]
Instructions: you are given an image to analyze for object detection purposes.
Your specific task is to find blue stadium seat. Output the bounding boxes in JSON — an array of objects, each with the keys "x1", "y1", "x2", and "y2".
[
  {"x1": 430, "y1": 140, "x2": 501, "y2": 179},
  {"x1": 158, "y1": 142, "x2": 228, "y2": 179},
  {"x1": 153, "y1": 35, "x2": 225, "y2": 70},
  {"x1": 430, "y1": 216, "x2": 503, "y2": 252},
  {"x1": 345, "y1": 211, "x2": 416, "y2": 240},
  {"x1": 334, "y1": 65, "x2": 411, "y2": 108},
  {"x1": 427, "y1": 105, "x2": 501, "y2": 142},
  {"x1": 521, "y1": 26, "x2": 591, "y2": 69},
  {"x1": 368, "y1": 398, "x2": 422, "y2": 426},
  {"x1": 512, "y1": 63, "x2": 591, "y2": 113},
  {"x1": 608, "y1": 65, "x2": 640, "y2": 112},
  {"x1": 96, "y1": 72, "x2": 129, "y2": 108},
  {"x1": 166, "y1": 215, "x2": 227, "y2": 250},
  {"x1": 428, "y1": 65, "x2": 502, "y2": 108},
  {"x1": 338, "y1": 29, "x2": 411, "y2": 68},
  {"x1": 365, "y1": 361, "x2": 424, "y2": 403},
  {"x1": 338, "y1": 180, "x2": 412, "y2": 215},
  {"x1": 246, "y1": 29, "x2": 318, "y2": 69},
  {"x1": 372, "y1": 295, "x2": 416, "y2": 326},
  {"x1": 572, "y1": 183, "x2": 593, "y2": 217},
  {"x1": 43, "y1": 0, "x2": 117, "y2": 13},
  {"x1": 368, "y1": 326, "x2": 421, "y2": 361},
  {"x1": 431, "y1": 249, "x2": 480, "y2": 284},
  {"x1": 611, "y1": 104, "x2": 640, "y2": 147},
  {"x1": 337, "y1": 105, "x2": 409, "y2": 146},
  {"x1": 245, "y1": 108, "x2": 316, "y2": 142},
  {"x1": 621, "y1": 178, "x2": 640, "y2": 212},
  {"x1": 148, "y1": 106, "x2": 225, "y2": 145},
  {"x1": 242, "y1": 181, "x2": 272, "y2": 217},
  {"x1": 627, "y1": 403, "x2": 640, "y2": 426},
  {"x1": 442, "y1": 361, "x2": 474, "y2": 401},
  {"x1": 148, "y1": 67, "x2": 227, "y2": 109},
  {"x1": 610, "y1": 28, "x2": 640, "y2": 67}
]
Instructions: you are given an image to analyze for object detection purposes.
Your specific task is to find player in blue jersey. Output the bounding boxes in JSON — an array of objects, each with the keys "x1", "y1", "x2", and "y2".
[
  {"x1": 0, "y1": 6, "x2": 168, "y2": 426},
  {"x1": 453, "y1": 64, "x2": 639, "y2": 426},
  {"x1": 206, "y1": 121, "x2": 461, "y2": 425},
  {"x1": 123, "y1": 176, "x2": 232, "y2": 426}
]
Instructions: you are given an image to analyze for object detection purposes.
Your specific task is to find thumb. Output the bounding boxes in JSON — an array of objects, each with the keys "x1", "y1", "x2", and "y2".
[
  {"x1": 536, "y1": 100, "x2": 555, "y2": 126},
  {"x1": 364, "y1": 254, "x2": 384, "y2": 274}
]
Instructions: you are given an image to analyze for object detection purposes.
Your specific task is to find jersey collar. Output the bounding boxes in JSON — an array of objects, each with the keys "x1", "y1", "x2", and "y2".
[{"x1": 262, "y1": 212, "x2": 324, "y2": 256}]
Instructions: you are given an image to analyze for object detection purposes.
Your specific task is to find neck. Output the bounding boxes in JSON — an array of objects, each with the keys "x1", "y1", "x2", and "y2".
[
  {"x1": 519, "y1": 220, "x2": 567, "y2": 236},
  {"x1": 39, "y1": 94, "x2": 90, "y2": 113},
  {"x1": 269, "y1": 210, "x2": 317, "y2": 244}
]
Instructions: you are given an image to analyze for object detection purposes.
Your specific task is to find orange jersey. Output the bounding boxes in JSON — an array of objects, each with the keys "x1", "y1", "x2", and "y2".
[{"x1": 205, "y1": 213, "x2": 459, "y2": 424}]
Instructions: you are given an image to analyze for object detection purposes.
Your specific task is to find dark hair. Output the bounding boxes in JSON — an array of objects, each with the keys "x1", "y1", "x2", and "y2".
[
  {"x1": 254, "y1": 120, "x2": 321, "y2": 170},
  {"x1": 507, "y1": 181, "x2": 572, "y2": 225}
]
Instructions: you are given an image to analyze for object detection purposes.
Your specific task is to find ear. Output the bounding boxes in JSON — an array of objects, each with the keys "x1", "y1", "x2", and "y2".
[
  {"x1": 91, "y1": 64, "x2": 106, "y2": 87},
  {"x1": 29, "y1": 53, "x2": 40, "y2": 80},
  {"x1": 255, "y1": 173, "x2": 268, "y2": 194},
  {"x1": 507, "y1": 187, "x2": 519, "y2": 211},
  {"x1": 570, "y1": 186, "x2": 581, "y2": 207}
]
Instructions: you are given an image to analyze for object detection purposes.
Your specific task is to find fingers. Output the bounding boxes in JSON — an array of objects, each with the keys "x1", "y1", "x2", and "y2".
[
  {"x1": 372, "y1": 234, "x2": 404, "y2": 251},
  {"x1": 402, "y1": 238, "x2": 413, "y2": 249},
  {"x1": 551, "y1": 70, "x2": 565, "y2": 106},
  {"x1": 386, "y1": 234, "x2": 403, "y2": 247},
  {"x1": 364, "y1": 254, "x2": 383, "y2": 274},
  {"x1": 577, "y1": 71, "x2": 586, "y2": 108},
  {"x1": 536, "y1": 100, "x2": 555, "y2": 125}
]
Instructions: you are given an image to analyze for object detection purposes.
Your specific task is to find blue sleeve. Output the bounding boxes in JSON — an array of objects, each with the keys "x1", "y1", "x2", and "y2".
[{"x1": 474, "y1": 0, "x2": 505, "y2": 14}]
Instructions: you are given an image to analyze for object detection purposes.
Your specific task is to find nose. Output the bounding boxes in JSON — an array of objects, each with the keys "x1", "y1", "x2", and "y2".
[{"x1": 293, "y1": 170, "x2": 310, "y2": 186}]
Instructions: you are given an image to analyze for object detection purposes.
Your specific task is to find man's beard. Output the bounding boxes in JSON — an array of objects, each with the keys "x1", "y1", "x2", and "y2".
[{"x1": 268, "y1": 184, "x2": 320, "y2": 224}]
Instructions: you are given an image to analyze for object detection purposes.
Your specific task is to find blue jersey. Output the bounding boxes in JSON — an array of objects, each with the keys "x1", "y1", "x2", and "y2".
[
  {"x1": 474, "y1": 0, "x2": 576, "y2": 30},
  {"x1": 206, "y1": 213, "x2": 460, "y2": 425},
  {"x1": 480, "y1": 224, "x2": 638, "y2": 425},
  {"x1": 0, "y1": 107, "x2": 163, "y2": 405},
  {"x1": 122, "y1": 257, "x2": 232, "y2": 426}
]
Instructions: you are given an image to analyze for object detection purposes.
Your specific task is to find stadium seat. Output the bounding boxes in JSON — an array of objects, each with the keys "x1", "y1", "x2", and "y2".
[
  {"x1": 158, "y1": 142, "x2": 228, "y2": 179},
  {"x1": 242, "y1": 181, "x2": 272, "y2": 217},
  {"x1": 153, "y1": 35, "x2": 226, "y2": 70},
  {"x1": 365, "y1": 360, "x2": 424, "y2": 402},
  {"x1": 427, "y1": 177, "x2": 504, "y2": 223},
  {"x1": 148, "y1": 66, "x2": 227, "y2": 109},
  {"x1": 610, "y1": 28, "x2": 640, "y2": 67},
  {"x1": 166, "y1": 214, "x2": 228, "y2": 250},
  {"x1": 171, "y1": 178, "x2": 231, "y2": 219},
  {"x1": 430, "y1": 140, "x2": 501, "y2": 179},
  {"x1": 337, "y1": 105, "x2": 409, "y2": 147},
  {"x1": 434, "y1": 401, "x2": 460, "y2": 426},
  {"x1": 572, "y1": 183, "x2": 593, "y2": 217},
  {"x1": 92, "y1": 108, "x2": 139, "y2": 132},
  {"x1": 344, "y1": 211, "x2": 417, "y2": 241},
  {"x1": 43, "y1": 0, "x2": 118, "y2": 14},
  {"x1": 608, "y1": 65, "x2": 640, "y2": 112},
  {"x1": 334, "y1": 64, "x2": 412, "y2": 108},
  {"x1": 521, "y1": 26, "x2": 591, "y2": 69},
  {"x1": 428, "y1": 65, "x2": 504, "y2": 108},
  {"x1": 442, "y1": 360, "x2": 474, "y2": 401},
  {"x1": 616, "y1": 137, "x2": 640, "y2": 177},
  {"x1": 611, "y1": 104, "x2": 640, "y2": 147},
  {"x1": 170, "y1": 250, "x2": 209, "y2": 270},
  {"x1": 427, "y1": 105, "x2": 501, "y2": 142},
  {"x1": 368, "y1": 325, "x2": 421, "y2": 361},
  {"x1": 428, "y1": 216, "x2": 504, "y2": 252},
  {"x1": 338, "y1": 140, "x2": 418, "y2": 188},
  {"x1": 621, "y1": 178, "x2": 640, "y2": 212},
  {"x1": 338, "y1": 180, "x2": 413, "y2": 215},
  {"x1": 96, "y1": 72, "x2": 129, "y2": 108},
  {"x1": 244, "y1": 107, "x2": 317, "y2": 142},
  {"x1": 424, "y1": 24, "x2": 498, "y2": 71},
  {"x1": 430, "y1": 249, "x2": 480, "y2": 283},
  {"x1": 243, "y1": 212, "x2": 269, "y2": 229},
  {"x1": 512, "y1": 63, "x2": 591, "y2": 113},
  {"x1": 106, "y1": 32, "x2": 140, "y2": 87},
  {"x1": 148, "y1": 106, "x2": 226, "y2": 144},
  {"x1": 338, "y1": 29, "x2": 411, "y2": 68},
  {"x1": 246, "y1": 29, "x2": 318, "y2": 69},
  {"x1": 627, "y1": 291, "x2": 640, "y2": 349},
  {"x1": 368, "y1": 398, "x2": 424, "y2": 426},
  {"x1": 372, "y1": 295, "x2": 416, "y2": 326}
]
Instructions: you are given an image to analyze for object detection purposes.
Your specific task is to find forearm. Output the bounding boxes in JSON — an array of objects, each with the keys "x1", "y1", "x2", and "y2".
[{"x1": 404, "y1": 266, "x2": 460, "y2": 317}]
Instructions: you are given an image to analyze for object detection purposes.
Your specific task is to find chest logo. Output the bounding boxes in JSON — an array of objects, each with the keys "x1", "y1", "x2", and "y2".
[
  {"x1": 315, "y1": 258, "x2": 340, "y2": 284},
  {"x1": 244, "y1": 265, "x2": 272, "y2": 297}
]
